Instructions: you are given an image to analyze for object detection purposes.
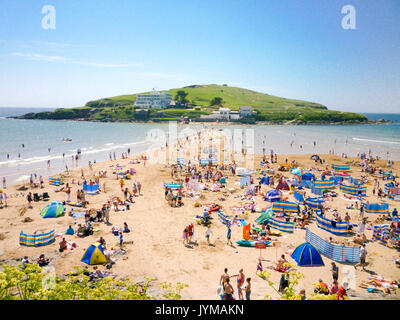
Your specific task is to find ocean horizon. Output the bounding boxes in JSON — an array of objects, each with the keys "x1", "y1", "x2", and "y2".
[{"x1": 0, "y1": 107, "x2": 399, "y2": 186}]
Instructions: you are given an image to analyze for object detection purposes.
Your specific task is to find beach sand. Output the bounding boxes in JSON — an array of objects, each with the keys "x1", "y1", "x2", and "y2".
[{"x1": 0, "y1": 129, "x2": 399, "y2": 300}]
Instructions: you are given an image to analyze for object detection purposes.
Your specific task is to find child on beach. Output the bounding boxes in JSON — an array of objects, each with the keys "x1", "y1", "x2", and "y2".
[
  {"x1": 205, "y1": 226, "x2": 212, "y2": 245},
  {"x1": 256, "y1": 258, "x2": 263, "y2": 274}
]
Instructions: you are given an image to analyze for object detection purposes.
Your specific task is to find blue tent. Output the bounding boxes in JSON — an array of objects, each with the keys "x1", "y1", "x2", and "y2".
[
  {"x1": 291, "y1": 242, "x2": 324, "y2": 266},
  {"x1": 264, "y1": 189, "x2": 280, "y2": 202},
  {"x1": 301, "y1": 173, "x2": 315, "y2": 181},
  {"x1": 259, "y1": 176, "x2": 270, "y2": 185},
  {"x1": 81, "y1": 243, "x2": 107, "y2": 265}
]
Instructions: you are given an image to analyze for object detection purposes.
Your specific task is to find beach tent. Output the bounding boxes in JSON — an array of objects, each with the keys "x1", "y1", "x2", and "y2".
[
  {"x1": 291, "y1": 242, "x2": 324, "y2": 267},
  {"x1": 256, "y1": 207, "x2": 273, "y2": 224},
  {"x1": 276, "y1": 179, "x2": 290, "y2": 191},
  {"x1": 294, "y1": 190, "x2": 305, "y2": 203},
  {"x1": 81, "y1": 243, "x2": 107, "y2": 265},
  {"x1": 301, "y1": 173, "x2": 315, "y2": 181},
  {"x1": 330, "y1": 176, "x2": 343, "y2": 185},
  {"x1": 259, "y1": 176, "x2": 270, "y2": 185},
  {"x1": 265, "y1": 189, "x2": 281, "y2": 202},
  {"x1": 41, "y1": 200, "x2": 65, "y2": 218}
]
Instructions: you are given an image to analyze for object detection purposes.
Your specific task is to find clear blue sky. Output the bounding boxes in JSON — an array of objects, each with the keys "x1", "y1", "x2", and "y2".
[{"x1": 0, "y1": 0, "x2": 399, "y2": 112}]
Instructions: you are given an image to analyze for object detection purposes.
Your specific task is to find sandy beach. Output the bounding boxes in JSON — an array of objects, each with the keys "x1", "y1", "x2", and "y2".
[{"x1": 0, "y1": 128, "x2": 399, "y2": 300}]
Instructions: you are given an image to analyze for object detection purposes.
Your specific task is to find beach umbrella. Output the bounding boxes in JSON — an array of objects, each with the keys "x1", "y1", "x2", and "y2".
[
  {"x1": 41, "y1": 200, "x2": 65, "y2": 218},
  {"x1": 291, "y1": 242, "x2": 324, "y2": 267}
]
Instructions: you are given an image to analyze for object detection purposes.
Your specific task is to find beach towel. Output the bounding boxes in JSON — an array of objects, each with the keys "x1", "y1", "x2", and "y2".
[{"x1": 72, "y1": 211, "x2": 86, "y2": 218}]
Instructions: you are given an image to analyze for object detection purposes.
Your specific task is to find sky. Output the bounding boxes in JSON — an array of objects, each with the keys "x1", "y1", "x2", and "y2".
[{"x1": 0, "y1": 0, "x2": 399, "y2": 113}]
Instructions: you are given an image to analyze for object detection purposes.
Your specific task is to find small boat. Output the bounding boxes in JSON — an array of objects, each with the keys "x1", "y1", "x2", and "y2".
[{"x1": 62, "y1": 138, "x2": 72, "y2": 142}]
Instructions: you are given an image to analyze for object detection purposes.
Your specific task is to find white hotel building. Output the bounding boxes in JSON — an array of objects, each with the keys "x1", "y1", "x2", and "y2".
[{"x1": 134, "y1": 91, "x2": 172, "y2": 109}]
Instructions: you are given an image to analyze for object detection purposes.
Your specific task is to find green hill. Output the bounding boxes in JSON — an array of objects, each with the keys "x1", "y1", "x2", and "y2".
[
  {"x1": 85, "y1": 84, "x2": 327, "y2": 110},
  {"x1": 17, "y1": 84, "x2": 368, "y2": 124}
]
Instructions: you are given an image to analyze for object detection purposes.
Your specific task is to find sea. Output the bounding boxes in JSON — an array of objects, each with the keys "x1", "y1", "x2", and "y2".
[{"x1": 0, "y1": 107, "x2": 399, "y2": 186}]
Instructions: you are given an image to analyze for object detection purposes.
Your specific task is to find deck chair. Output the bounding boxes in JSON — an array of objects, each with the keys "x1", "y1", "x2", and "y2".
[
  {"x1": 42, "y1": 192, "x2": 50, "y2": 200},
  {"x1": 33, "y1": 193, "x2": 41, "y2": 202}
]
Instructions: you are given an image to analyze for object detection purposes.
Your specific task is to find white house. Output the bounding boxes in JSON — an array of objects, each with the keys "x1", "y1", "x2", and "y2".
[
  {"x1": 239, "y1": 106, "x2": 253, "y2": 117},
  {"x1": 200, "y1": 107, "x2": 240, "y2": 121},
  {"x1": 134, "y1": 90, "x2": 172, "y2": 109}
]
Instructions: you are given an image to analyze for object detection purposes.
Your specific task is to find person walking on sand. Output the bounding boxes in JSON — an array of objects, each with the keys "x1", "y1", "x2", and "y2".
[
  {"x1": 256, "y1": 257, "x2": 263, "y2": 274},
  {"x1": 2, "y1": 177, "x2": 6, "y2": 189},
  {"x1": 188, "y1": 223, "x2": 194, "y2": 243},
  {"x1": 137, "y1": 181, "x2": 141, "y2": 195},
  {"x1": 205, "y1": 226, "x2": 212, "y2": 245},
  {"x1": 226, "y1": 224, "x2": 232, "y2": 246},
  {"x1": 182, "y1": 227, "x2": 189, "y2": 246}
]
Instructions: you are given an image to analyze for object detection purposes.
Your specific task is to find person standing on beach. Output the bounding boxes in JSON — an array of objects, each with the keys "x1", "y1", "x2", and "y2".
[
  {"x1": 235, "y1": 269, "x2": 245, "y2": 300},
  {"x1": 226, "y1": 224, "x2": 232, "y2": 246},
  {"x1": 27, "y1": 192, "x2": 32, "y2": 208},
  {"x1": 223, "y1": 278, "x2": 234, "y2": 300},
  {"x1": 355, "y1": 244, "x2": 367, "y2": 271},
  {"x1": 331, "y1": 262, "x2": 339, "y2": 282},
  {"x1": 220, "y1": 268, "x2": 230, "y2": 288},
  {"x1": 245, "y1": 278, "x2": 251, "y2": 300},
  {"x1": 2, "y1": 177, "x2": 6, "y2": 189}
]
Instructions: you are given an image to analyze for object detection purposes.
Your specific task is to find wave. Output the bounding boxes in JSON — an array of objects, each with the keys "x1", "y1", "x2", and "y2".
[
  {"x1": 0, "y1": 139, "x2": 153, "y2": 167},
  {"x1": 352, "y1": 137, "x2": 400, "y2": 145}
]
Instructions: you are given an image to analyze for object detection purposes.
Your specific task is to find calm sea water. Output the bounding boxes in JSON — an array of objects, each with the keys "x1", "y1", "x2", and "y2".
[{"x1": 0, "y1": 108, "x2": 399, "y2": 185}]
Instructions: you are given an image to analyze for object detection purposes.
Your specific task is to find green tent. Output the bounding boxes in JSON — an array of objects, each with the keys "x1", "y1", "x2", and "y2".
[{"x1": 41, "y1": 200, "x2": 65, "y2": 218}]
